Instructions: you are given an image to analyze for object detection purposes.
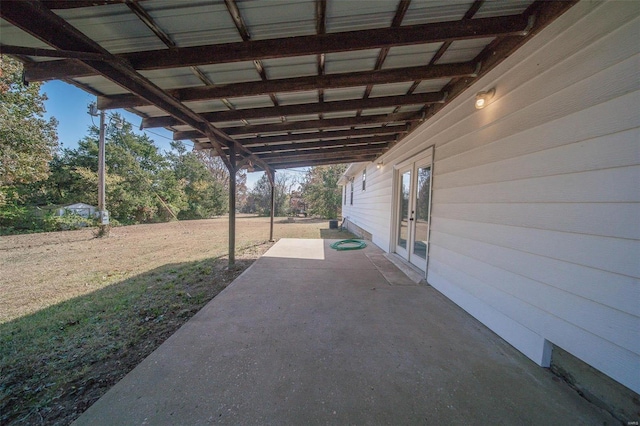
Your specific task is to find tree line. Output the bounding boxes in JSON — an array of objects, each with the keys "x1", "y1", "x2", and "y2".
[{"x1": 1, "y1": 56, "x2": 347, "y2": 235}]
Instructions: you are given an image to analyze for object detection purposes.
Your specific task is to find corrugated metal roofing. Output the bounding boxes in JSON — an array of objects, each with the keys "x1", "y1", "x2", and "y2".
[
  {"x1": 262, "y1": 55, "x2": 318, "y2": 79},
  {"x1": 382, "y1": 43, "x2": 443, "y2": 69},
  {"x1": 325, "y1": 0, "x2": 396, "y2": 32},
  {"x1": 276, "y1": 91, "x2": 320, "y2": 106},
  {"x1": 197, "y1": 62, "x2": 263, "y2": 85},
  {"x1": 323, "y1": 87, "x2": 367, "y2": 102},
  {"x1": 56, "y1": 4, "x2": 167, "y2": 53},
  {"x1": 325, "y1": 49, "x2": 381, "y2": 74},
  {"x1": 402, "y1": 0, "x2": 474, "y2": 25},
  {"x1": 140, "y1": 68, "x2": 203, "y2": 90},
  {"x1": 437, "y1": 37, "x2": 497, "y2": 64},
  {"x1": 0, "y1": 0, "x2": 573, "y2": 169},
  {"x1": 144, "y1": 0, "x2": 243, "y2": 46},
  {"x1": 239, "y1": 0, "x2": 317, "y2": 40},
  {"x1": 475, "y1": 0, "x2": 533, "y2": 18},
  {"x1": 369, "y1": 82, "x2": 418, "y2": 98}
]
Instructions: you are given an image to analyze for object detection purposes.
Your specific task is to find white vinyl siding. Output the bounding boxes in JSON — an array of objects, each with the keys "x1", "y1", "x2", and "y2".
[{"x1": 340, "y1": 0, "x2": 640, "y2": 393}]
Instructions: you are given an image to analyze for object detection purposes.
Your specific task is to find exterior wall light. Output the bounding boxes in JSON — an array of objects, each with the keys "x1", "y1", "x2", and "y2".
[
  {"x1": 376, "y1": 161, "x2": 383, "y2": 169},
  {"x1": 475, "y1": 88, "x2": 495, "y2": 109}
]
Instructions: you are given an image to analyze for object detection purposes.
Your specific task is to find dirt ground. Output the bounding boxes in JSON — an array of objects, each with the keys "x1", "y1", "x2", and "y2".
[
  {"x1": 0, "y1": 215, "x2": 348, "y2": 323},
  {"x1": 0, "y1": 215, "x2": 354, "y2": 425}
]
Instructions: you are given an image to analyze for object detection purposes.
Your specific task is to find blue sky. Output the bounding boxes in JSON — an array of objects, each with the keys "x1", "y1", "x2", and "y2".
[{"x1": 40, "y1": 80, "x2": 290, "y2": 189}]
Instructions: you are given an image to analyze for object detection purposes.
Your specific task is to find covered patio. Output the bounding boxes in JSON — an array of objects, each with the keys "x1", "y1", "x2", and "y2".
[
  {"x1": 0, "y1": 0, "x2": 576, "y2": 264},
  {"x1": 73, "y1": 239, "x2": 612, "y2": 424}
]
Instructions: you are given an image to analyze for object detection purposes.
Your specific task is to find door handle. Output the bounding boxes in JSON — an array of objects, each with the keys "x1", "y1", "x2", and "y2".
[{"x1": 409, "y1": 218, "x2": 414, "y2": 221}]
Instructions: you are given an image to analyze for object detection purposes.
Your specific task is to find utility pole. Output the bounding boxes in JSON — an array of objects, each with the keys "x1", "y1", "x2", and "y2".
[
  {"x1": 89, "y1": 103, "x2": 110, "y2": 237},
  {"x1": 97, "y1": 109, "x2": 108, "y2": 236}
]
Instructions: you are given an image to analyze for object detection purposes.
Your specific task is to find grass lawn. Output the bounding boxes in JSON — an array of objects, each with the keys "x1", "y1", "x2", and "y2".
[{"x1": 0, "y1": 215, "x2": 354, "y2": 425}]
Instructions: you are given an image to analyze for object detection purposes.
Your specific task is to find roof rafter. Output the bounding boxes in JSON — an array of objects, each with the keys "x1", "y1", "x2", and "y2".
[
  {"x1": 175, "y1": 112, "x2": 419, "y2": 141},
  {"x1": 228, "y1": 127, "x2": 406, "y2": 147},
  {"x1": 358, "y1": 0, "x2": 411, "y2": 116},
  {"x1": 41, "y1": 0, "x2": 138, "y2": 8},
  {"x1": 142, "y1": 92, "x2": 443, "y2": 129},
  {"x1": 224, "y1": 135, "x2": 394, "y2": 154},
  {"x1": 316, "y1": 0, "x2": 327, "y2": 112},
  {"x1": 0, "y1": 0, "x2": 273, "y2": 174},
  {"x1": 257, "y1": 145, "x2": 386, "y2": 162},
  {"x1": 393, "y1": 0, "x2": 485, "y2": 114},
  {"x1": 224, "y1": 0, "x2": 280, "y2": 109},
  {"x1": 98, "y1": 62, "x2": 475, "y2": 109},
  {"x1": 268, "y1": 156, "x2": 377, "y2": 170},
  {"x1": 123, "y1": 0, "x2": 246, "y2": 124},
  {"x1": 23, "y1": 14, "x2": 530, "y2": 82},
  {"x1": 396, "y1": 0, "x2": 578, "y2": 151}
]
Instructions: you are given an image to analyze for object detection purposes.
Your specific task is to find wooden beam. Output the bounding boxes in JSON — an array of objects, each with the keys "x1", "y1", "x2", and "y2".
[
  {"x1": 142, "y1": 92, "x2": 443, "y2": 128},
  {"x1": 316, "y1": 0, "x2": 327, "y2": 109},
  {"x1": 99, "y1": 62, "x2": 474, "y2": 109},
  {"x1": 257, "y1": 145, "x2": 386, "y2": 162},
  {"x1": 174, "y1": 112, "x2": 420, "y2": 140},
  {"x1": 393, "y1": 0, "x2": 484, "y2": 114},
  {"x1": 0, "y1": 0, "x2": 275, "y2": 175},
  {"x1": 124, "y1": 0, "x2": 248, "y2": 129},
  {"x1": 430, "y1": 0, "x2": 485, "y2": 67},
  {"x1": 396, "y1": 0, "x2": 577, "y2": 150},
  {"x1": 224, "y1": 0, "x2": 280, "y2": 108},
  {"x1": 231, "y1": 135, "x2": 394, "y2": 154},
  {"x1": 23, "y1": 14, "x2": 530, "y2": 81},
  {"x1": 359, "y1": 0, "x2": 411, "y2": 115},
  {"x1": 269, "y1": 156, "x2": 378, "y2": 170},
  {"x1": 192, "y1": 126, "x2": 406, "y2": 145},
  {"x1": 0, "y1": 44, "x2": 106, "y2": 60},
  {"x1": 41, "y1": 0, "x2": 136, "y2": 8},
  {"x1": 125, "y1": 0, "x2": 176, "y2": 48},
  {"x1": 227, "y1": 126, "x2": 406, "y2": 147}
]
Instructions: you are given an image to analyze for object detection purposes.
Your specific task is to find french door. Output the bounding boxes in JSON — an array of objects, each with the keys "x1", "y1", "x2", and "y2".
[{"x1": 394, "y1": 156, "x2": 433, "y2": 271}]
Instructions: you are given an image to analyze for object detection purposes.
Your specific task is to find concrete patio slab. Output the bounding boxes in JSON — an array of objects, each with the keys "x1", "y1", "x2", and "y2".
[{"x1": 74, "y1": 238, "x2": 614, "y2": 425}]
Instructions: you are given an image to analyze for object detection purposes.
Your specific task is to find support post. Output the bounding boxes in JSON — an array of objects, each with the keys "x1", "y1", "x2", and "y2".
[
  {"x1": 97, "y1": 110, "x2": 109, "y2": 236},
  {"x1": 228, "y1": 145, "x2": 236, "y2": 266},
  {"x1": 269, "y1": 169, "x2": 275, "y2": 242}
]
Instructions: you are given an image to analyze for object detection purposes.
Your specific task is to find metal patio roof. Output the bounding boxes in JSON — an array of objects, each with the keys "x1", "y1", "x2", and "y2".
[{"x1": 0, "y1": 0, "x2": 577, "y2": 172}]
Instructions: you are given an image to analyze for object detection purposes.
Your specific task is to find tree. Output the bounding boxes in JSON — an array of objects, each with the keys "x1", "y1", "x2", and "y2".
[
  {"x1": 249, "y1": 172, "x2": 297, "y2": 216},
  {"x1": 301, "y1": 164, "x2": 346, "y2": 219},
  {"x1": 47, "y1": 116, "x2": 186, "y2": 224},
  {"x1": 0, "y1": 55, "x2": 58, "y2": 207},
  {"x1": 167, "y1": 141, "x2": 227, "y2": 219}
]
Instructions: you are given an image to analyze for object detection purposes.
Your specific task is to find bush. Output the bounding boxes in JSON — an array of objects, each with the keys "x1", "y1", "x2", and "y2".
[{"x1": 0, "y1": 208, "x2": 98, "y2": 235}]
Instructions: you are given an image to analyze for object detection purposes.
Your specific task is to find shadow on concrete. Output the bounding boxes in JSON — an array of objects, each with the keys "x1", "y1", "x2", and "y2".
[{"x1": 73, "y1": 239, "x2": 615, "y2": 425}]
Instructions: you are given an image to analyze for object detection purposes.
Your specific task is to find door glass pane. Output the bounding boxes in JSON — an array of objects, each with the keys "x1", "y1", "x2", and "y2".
[
  {"x1": 397, "y1": 171, "x2": 411, "y2": 249},
  {"x1": 412, "y1": 166, "x2": 431, "y2": 259}
]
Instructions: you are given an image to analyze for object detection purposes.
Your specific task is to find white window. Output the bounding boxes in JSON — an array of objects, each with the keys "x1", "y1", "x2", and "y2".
[
  {"x1": 350, "y1": 180, "x2": 354, "y2": 205},
  {"x1": 362, "y1": 168, "x2": 366, "y2": 191}
]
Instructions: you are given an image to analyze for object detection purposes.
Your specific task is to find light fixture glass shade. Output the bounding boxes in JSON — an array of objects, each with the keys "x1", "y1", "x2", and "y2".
[{"x1": 475, "y1": 89, "x2": 495, "y2": 109}]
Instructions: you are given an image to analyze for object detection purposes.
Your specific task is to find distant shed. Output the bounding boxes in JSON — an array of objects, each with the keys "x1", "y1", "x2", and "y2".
[{"x1": 56, "y1": 203, "x2": 97, "y2": 219}]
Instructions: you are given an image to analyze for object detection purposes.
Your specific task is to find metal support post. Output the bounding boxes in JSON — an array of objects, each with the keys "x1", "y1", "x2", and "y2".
[
  {"x1": 228, "y1": 145, "x2": 236, "y2": 266},
  {"x1": 269, "y1": 169, "x2": 275, "y2": 242}
]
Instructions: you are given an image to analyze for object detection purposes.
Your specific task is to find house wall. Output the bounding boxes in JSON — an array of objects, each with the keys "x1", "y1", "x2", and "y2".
[{"x1": 341, "y1": 0, "x2": 640, "y2": 393}]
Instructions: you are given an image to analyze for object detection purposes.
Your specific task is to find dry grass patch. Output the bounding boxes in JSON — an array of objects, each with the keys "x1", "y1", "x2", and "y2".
[{"x1": 0, "y1": 215, "x2": 354, "y2": 425}]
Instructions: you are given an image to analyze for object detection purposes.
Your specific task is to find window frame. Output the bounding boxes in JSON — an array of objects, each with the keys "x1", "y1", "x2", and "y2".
[
  {"x1": 350, "y1": 180, "x2": 354, "y2": 205},
  {"x1": 362, "y1": 168, "x2": 366, "y2": 191}
]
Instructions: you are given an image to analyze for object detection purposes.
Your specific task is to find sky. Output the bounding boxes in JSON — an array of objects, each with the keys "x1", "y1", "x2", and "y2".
[{"x1": 40, "y1": 80, "x2": 310, "y2": 189}]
